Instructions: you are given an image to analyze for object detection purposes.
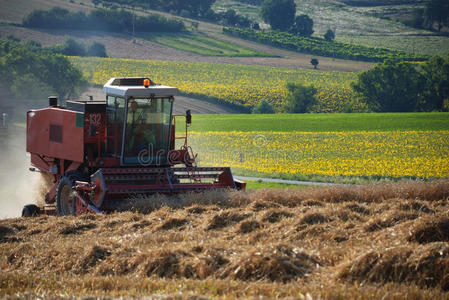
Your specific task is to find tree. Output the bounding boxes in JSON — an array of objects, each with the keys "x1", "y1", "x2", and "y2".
[
  {"x1": 260, "y1": 0, "x2": 296, "y2": 31},
  {"x1": 0, "y1": 38, "x2": 87, "y2": 99},
  {"x1": 324, "y1": 29, "x2": 335, "y2": 41},
  {"x1": 253, "y1": 100, "x2": 275, "y2": 113},
  {"x1": 159, "y1": 0, "x2": 216, "y2": 18},
  {"x1": 38, "y1": 52, "x2": 87, "y2": 99},
  {"x1": 351, "y1": 59, "x2": 424, "y2": 112},
  {"x1": 291, "y1": 14, "x2": 314, "y2": 36},
  {"x1": 418, "y1": 55, "x2": 449, "y2": 111},
  {"x1": 425, "y1": 0, "x2": 449, "y2": 31},
  {"x1": 186, "y1": 0, "x2": 216, "y2": 18},
  {"x1": 282, "y1": 82, "x2": 318, "y2": 113},
  {"x1": 87, "y1": 42, "x2": 107, "y2": 57},
  {"x1": 310, "y1": 58, "x2": 319, "y2": 69},
  {"x1": 410, "y1": 8, "x2": 425, "y2": 29}
]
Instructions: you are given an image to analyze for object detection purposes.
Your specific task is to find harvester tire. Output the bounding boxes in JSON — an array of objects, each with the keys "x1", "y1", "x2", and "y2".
[
  {"x1": 22, "y1": 204, "x2": 40, "y2": 217},
  {"x1": 56, "y1": 171, "x2": 86, "y2": 216}
]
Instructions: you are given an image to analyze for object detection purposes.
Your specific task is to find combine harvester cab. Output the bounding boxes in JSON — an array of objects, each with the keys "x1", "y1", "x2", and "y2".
[{"x1": 24, "y1": 78, "x2": 245, "y2": 217}]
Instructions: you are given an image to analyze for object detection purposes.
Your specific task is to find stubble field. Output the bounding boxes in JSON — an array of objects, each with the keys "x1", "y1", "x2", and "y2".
[{"x1": 1, "y1": 181, "x2": 449, "y2": 299}]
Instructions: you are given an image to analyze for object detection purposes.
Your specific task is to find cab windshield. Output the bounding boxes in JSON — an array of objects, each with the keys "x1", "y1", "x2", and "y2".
[{"x1": 123, "y1": 97, "x2": 172, "y2": 165}]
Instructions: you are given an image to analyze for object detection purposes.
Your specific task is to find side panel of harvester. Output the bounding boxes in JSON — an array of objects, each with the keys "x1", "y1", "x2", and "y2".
[{"x1": 26, "y1": 108, "x2": 85, "y2": 168}]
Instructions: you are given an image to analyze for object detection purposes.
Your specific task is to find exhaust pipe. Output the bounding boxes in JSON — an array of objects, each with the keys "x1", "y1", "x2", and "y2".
[{"x1": 48, "y1": 96, "x2": 58, "y2": 107}]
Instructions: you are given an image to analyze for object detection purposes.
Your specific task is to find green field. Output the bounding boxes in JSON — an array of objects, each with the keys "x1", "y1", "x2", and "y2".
[
  {"x1": 190, "y1": 112, "x2": 449, "y2": 132},
  {"x1": 337, "y1": 35, "x2": 449, "y2": 57},
  {"x1": 143, "y1": 32, "x2": 276, "y2": 57},
  {"x1": 243, "y1": 180, "x2": 309, "y2": 189}
]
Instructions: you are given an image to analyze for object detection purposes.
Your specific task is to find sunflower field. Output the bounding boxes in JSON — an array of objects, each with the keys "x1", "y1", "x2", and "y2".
[
  {"x1": 188, "y1": 130, "x2": 449, "y2": 179},
  {"x1": 71, "y1": 57, "x2": 359, "y2": 112}
]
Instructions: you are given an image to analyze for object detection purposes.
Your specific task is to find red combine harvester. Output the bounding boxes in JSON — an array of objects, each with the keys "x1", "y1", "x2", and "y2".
[{"x1": 23, "y1": 77, "x2": 245, "y2": 217}]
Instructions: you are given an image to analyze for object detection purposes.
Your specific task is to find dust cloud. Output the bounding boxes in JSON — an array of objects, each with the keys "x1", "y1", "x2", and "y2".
[{"x1": 0, "y1": 98, "x2": 49, "y2": 219}]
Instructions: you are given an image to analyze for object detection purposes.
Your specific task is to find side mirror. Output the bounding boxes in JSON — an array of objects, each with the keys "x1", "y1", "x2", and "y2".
[{"x1": 186, "y1": 109, "x2": 192, "y2": 125}]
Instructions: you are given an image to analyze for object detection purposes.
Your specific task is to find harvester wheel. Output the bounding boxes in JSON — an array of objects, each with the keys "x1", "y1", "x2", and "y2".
[
  {"x1": 56, "y1": 171, "x2": 86, "y2": 216},
  {"x1": 22, "y1": 204, "x2": 40, "y2": 217}
]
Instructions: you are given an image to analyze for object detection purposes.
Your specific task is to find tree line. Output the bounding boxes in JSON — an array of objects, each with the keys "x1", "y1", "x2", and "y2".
[
  {"x1": 23, "y1": 7, "x2": 185, "y2": 33},
  {"x1": 95, "y1": 0, "x2": 215, "y2": 18},
  {"x1": 0, "y1": 38, "x2": 87, "y2": 100},
  {"x1": 96, "y1": 0, "x2": 256, "y2": 29}
]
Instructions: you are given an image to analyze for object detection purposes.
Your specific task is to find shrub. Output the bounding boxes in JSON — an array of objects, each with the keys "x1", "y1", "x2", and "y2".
[
  {"x1": 87, "y1": 42, "x2": 107, "y2": 57},
  {"x1": 252, "y1": 100, "x2": 275, "y2": 114},
  {"x1": 63, "y1": 38, "x2": 87, "y2": 56}
]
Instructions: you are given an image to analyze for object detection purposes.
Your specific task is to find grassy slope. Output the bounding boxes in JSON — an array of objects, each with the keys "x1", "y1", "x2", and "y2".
[
  {"x1": 213, "y1": 0, "x2": 449, "y2": 57},
  {"x1": 143, "y1": 32, "x2": 277, "y2": 57},
  {"x1": 337, "y1": 35, "x2": 449, "y2": 57},
  {"x1": 190, "y1": 112, "x2": 449, "y2": 132}
]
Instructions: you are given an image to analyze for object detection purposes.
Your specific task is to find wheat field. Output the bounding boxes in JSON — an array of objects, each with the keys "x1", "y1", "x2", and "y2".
[{"x1": 1, "y1": 180, "x2": 448, "y2": 299}]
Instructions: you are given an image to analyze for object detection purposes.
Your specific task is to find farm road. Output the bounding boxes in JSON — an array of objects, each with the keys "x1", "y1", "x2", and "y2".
[
  {"x1": 81, "y1": 87, "x2": 241, "y2": 114},
  {"x1": 234, "y1": 176, "x2": 339, "y2": 186}
]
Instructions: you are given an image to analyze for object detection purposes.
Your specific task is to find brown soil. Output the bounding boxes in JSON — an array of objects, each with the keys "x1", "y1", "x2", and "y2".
[
  {"x1": 1, "y1": 180, "x2": 449, "y2": 298},
  {"x1": 205, "y1": 31, "x2": 374, "y2": 72},
  {"x1": 0, "y1": 25, "x2": 373, "y2": 72}
]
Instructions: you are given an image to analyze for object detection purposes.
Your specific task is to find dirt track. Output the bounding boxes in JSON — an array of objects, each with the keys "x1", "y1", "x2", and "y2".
[
  {"x1": 81, "y1": 87, "x2": 240, "y2": 114},
  {"x1": 0, "y1": 126, "x2": 40, "y2": 219}
]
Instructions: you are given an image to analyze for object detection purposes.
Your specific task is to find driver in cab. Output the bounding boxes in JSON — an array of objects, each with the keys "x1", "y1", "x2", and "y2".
[{"x1": 127, "y1": 100, "x2": 155, "y2": 155}]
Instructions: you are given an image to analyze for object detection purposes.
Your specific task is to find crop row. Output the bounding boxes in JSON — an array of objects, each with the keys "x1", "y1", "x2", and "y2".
[
  {"x1": 223, "y1": 27, "x2": 427, "y2": 62},
  {"x1": 71, "y1": 57, "x2": 358, "y2": 112}
]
